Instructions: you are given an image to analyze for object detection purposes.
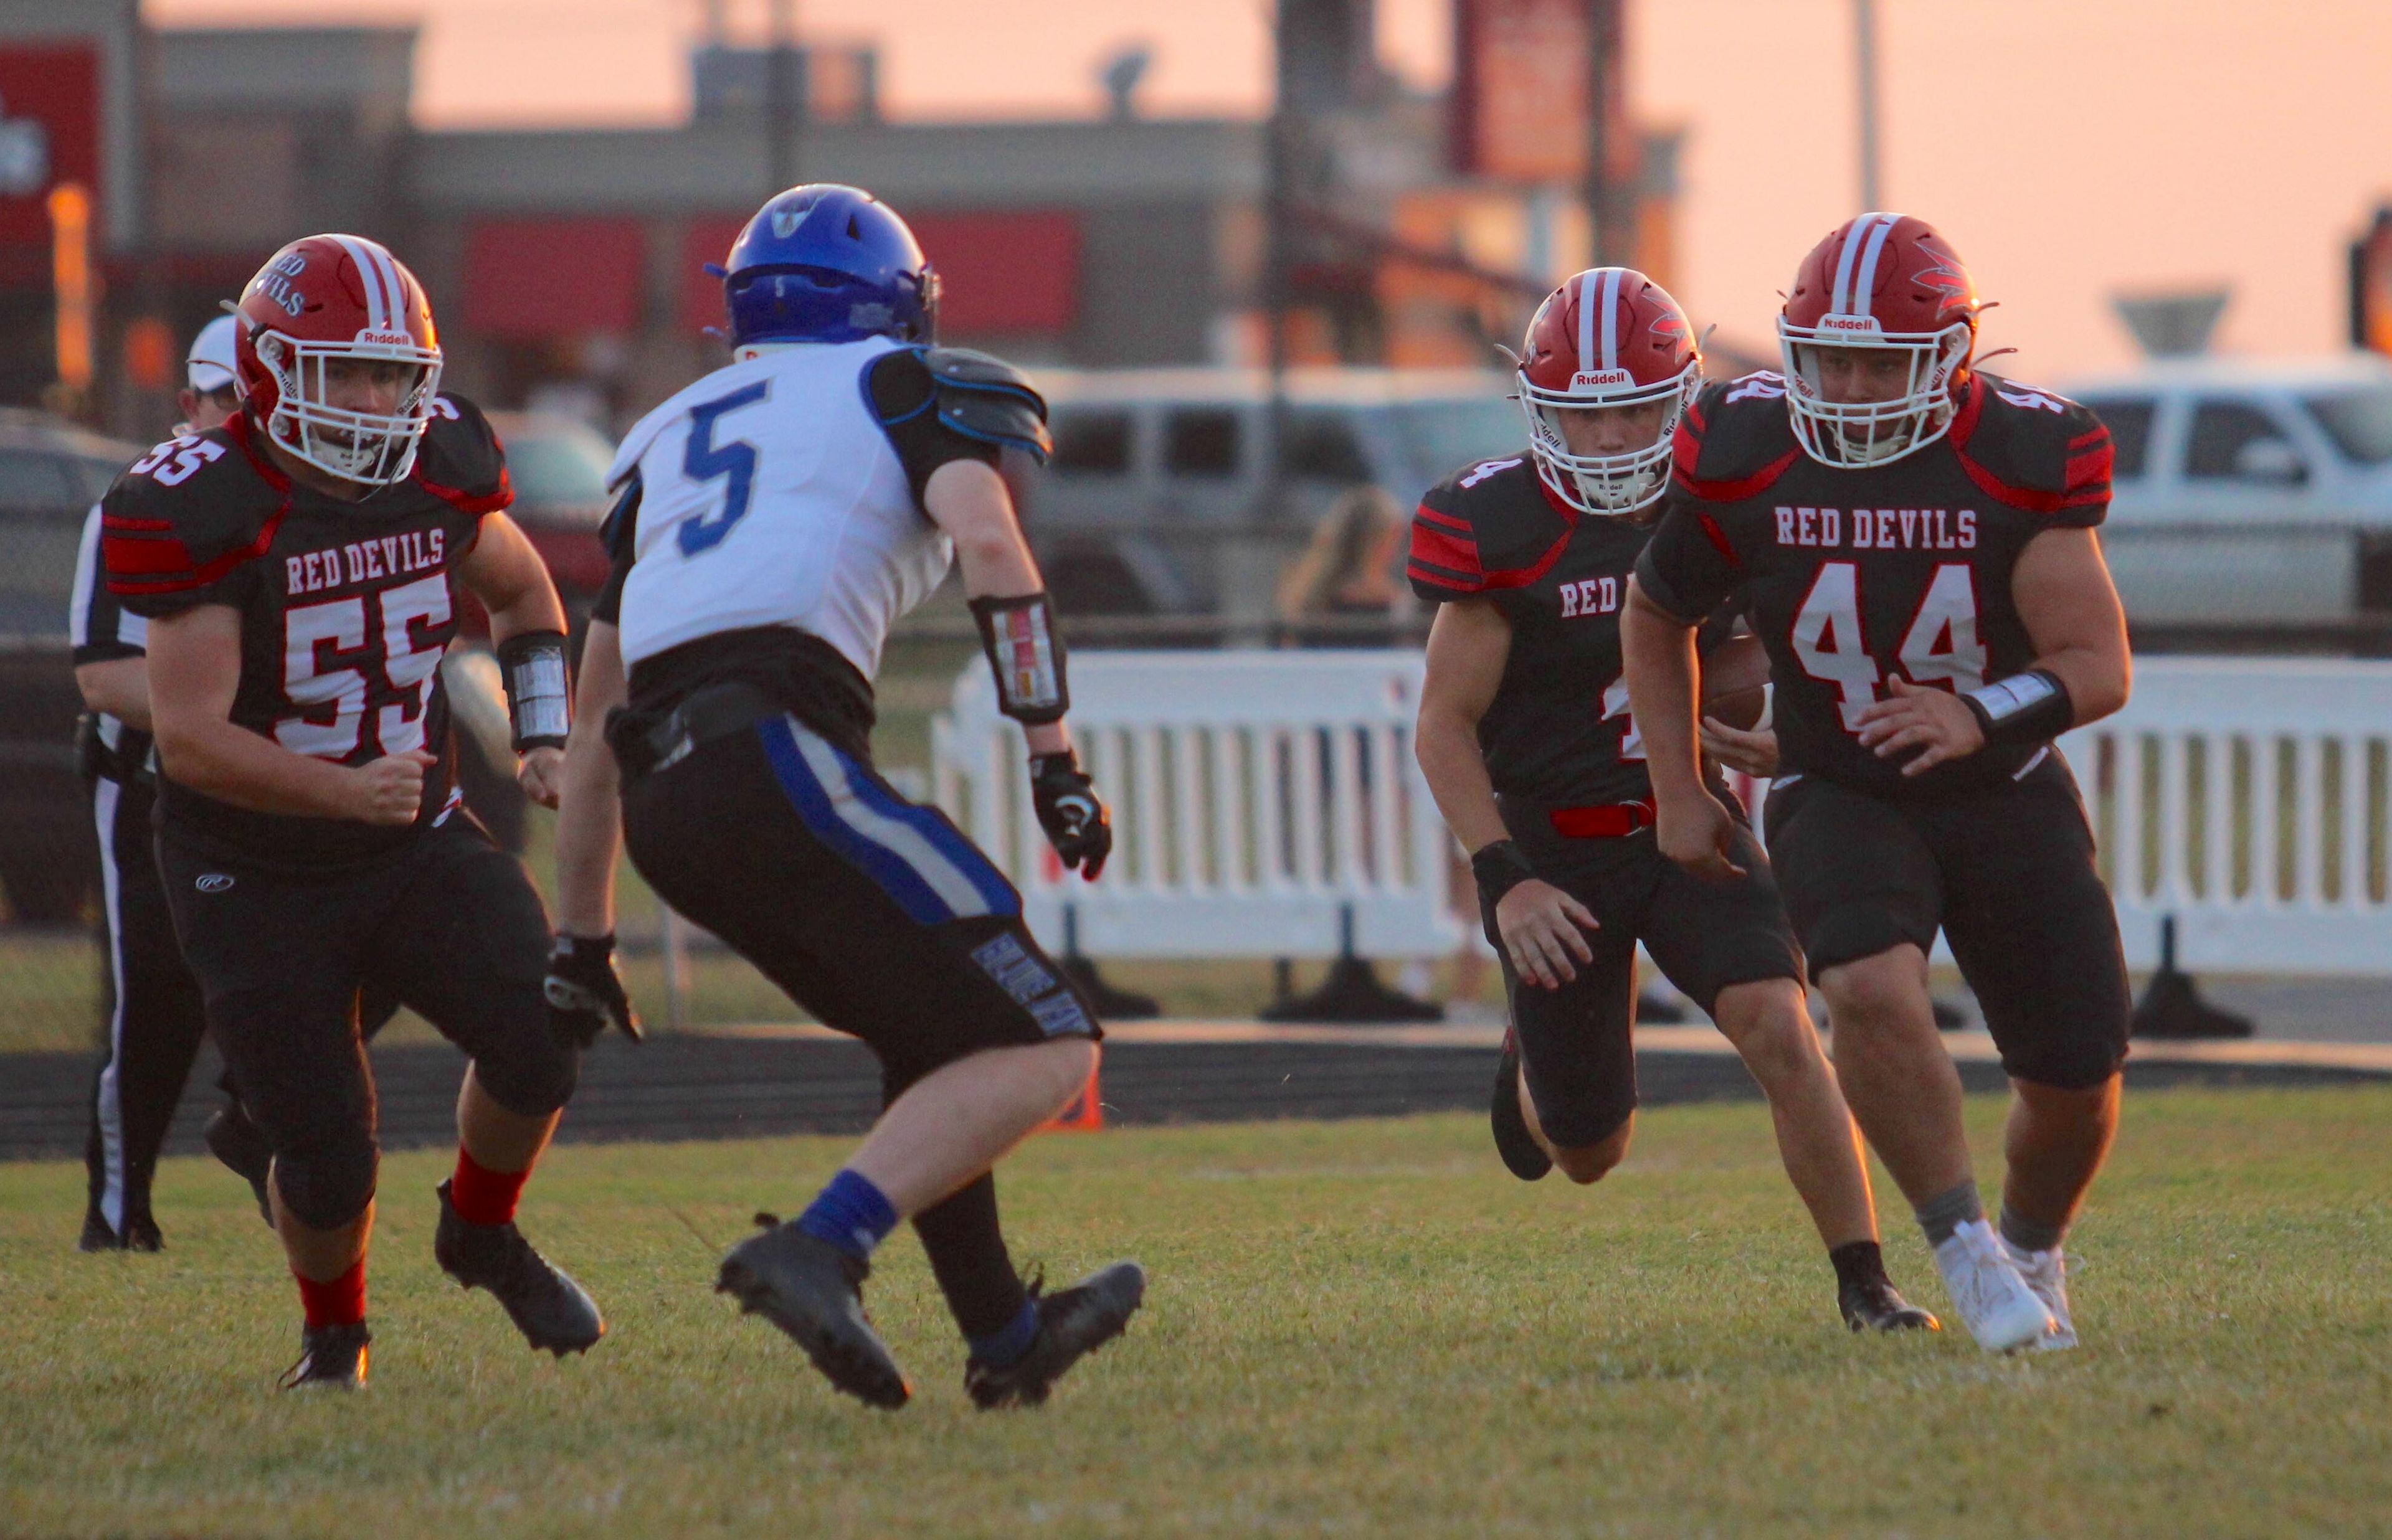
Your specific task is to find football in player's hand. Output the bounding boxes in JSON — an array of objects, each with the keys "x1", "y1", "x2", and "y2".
[{"x1": 1700, "y1": 633, "x2": 1772, "y2": 731}]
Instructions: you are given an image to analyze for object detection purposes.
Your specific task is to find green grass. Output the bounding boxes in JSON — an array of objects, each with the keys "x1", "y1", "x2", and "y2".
[{"x1": 2, "y1": 1088, "x2": 2388, "y2": 1538}]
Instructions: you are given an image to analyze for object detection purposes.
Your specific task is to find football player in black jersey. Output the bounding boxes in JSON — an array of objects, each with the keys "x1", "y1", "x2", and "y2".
[
  {"x1": 1413, "y1": 269, "x2": 1932, "y2": 1334},
  {"x1": 1625, "y1": 215, "x2": 2133, "y2": 1353},
  {"x1": 102, "y1": 235, "x2": 620, "y2": 1389}
]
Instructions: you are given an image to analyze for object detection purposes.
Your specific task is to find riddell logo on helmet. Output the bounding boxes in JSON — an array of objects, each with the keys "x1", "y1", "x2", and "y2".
[
  {"x1": 1817, "y1": 313, "x2": 1882, "y2": 335},
  {"x1": 353, "y1": 329, "x2": 414, "y2": 347},
  {"x1": 1570, "y1": 369, "x2": 1632, "y2": 389}
]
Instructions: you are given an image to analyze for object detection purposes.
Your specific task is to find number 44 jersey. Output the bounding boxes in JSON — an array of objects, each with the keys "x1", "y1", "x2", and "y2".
[
  {"x1": 102, "y1": 397, "x2": 512, "y2": 869},
  {"x1": 1635, "y1": 369, "x2": 2114, "y2": 801}
]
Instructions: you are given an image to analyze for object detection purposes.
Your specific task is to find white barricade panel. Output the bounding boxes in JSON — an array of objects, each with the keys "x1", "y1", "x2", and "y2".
[
  {"x1": 935, "y1": 651, "x2": 1464, "y2": 961},
  {"x1": 934, "y1": 653, "x2": 2392, "y2": 977}
]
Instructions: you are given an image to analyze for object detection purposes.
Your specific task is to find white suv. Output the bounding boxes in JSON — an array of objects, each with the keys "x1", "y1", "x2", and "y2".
[{"x1": 2059, "y1": 354, "x2": 2392, "y2": 623}]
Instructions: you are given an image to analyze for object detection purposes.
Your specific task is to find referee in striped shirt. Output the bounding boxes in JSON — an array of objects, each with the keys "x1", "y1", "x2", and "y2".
[{"x1": 69, "y1": 318, "x2": 240, "y2": 1250}]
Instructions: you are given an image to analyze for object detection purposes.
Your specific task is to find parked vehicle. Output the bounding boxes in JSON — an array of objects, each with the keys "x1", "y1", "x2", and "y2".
[
  {"x1": 483, "y1": 410, "x2": 616, "y2": 627},
  {"x1": 1022, "y1": 368, "x2": 1522, "y2": 617},
  {"x1": 2061, "y1": 354, "x2": 2392, "y2": 623},
  {"x1": 0, "y1": 411, "x2": 148, "y2": 924}
]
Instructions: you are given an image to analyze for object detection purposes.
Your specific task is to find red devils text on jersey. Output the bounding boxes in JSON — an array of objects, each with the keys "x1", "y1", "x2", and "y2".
[
  {"x1": 102, "y1": 395, "x2": 512, "y2": 869},
  {"x1": 1635, "y1": 370, "x2": 2112, "y2": 801},
  {"x1": 1410, "y1": 453, "x2": 1734, "y2": 809}
]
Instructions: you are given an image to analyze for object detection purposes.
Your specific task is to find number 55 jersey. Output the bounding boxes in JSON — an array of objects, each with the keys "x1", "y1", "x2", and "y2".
[
  {"x1": 100, "y1": 397, "x2": 512, "y2": 869},
  {"x1": 1634, "y1": 369, "x2": 2113, "y2": 800}
]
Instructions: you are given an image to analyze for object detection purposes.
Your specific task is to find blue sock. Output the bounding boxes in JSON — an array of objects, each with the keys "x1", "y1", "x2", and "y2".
[
  {"x1": 795, "y1": 1169, "x2": 898, "y2": 1262},
  {"x1": 967, "y1": 1298, "x2": 1041, "y2": 1368}
]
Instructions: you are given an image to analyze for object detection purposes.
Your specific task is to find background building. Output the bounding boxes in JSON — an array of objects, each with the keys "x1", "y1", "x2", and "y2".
[{"x1": 1, "y1": 0, "x2": 1680, "y2": 437}]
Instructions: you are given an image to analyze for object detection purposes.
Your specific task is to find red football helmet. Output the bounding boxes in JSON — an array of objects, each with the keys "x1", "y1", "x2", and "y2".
[
  {"x1": 234, "y1": 234, "x2": 444, "y2": 487},
  {"x1": 1516, "y1": 267, "x2": 1700, "y2": 515},
  {"x1": 1776, "y1": 212, "x2": 1978, "y2": 468}
]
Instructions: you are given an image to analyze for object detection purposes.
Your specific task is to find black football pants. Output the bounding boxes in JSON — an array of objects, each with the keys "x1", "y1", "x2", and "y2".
[{"x1": 82, "y1": 772, "x2": 208, "y2": 1238}]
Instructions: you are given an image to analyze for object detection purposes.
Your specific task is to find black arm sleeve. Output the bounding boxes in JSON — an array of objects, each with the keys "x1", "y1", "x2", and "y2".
[
  {"x1": 866, "y1": 349, "x2": 1002, "y2": 510},
  {"x1": 1632, "y1": 503, "x2": 1740, "y2": 625}
]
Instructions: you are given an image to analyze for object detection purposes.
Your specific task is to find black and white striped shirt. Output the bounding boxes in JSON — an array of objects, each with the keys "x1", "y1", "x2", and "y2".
[{"x1": 69, "y1": 502, "x2": 155, "y2": 781}]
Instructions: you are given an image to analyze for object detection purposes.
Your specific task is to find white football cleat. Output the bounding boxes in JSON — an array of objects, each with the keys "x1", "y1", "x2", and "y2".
[
  {"x1": 1932, "y1": 1219, "x2": 2054, "y2": 1353},
  {"x1": 2000, "y1": 1236, "x2": 2078, "y2": 1351}
]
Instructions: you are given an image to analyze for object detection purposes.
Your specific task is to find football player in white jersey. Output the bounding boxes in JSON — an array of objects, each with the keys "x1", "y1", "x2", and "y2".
[{"x1": 551, "y1": 184, "x2": 1143, "y2": 1410}]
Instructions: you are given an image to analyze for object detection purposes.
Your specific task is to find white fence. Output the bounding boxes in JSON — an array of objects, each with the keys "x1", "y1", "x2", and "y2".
[
  {"x1": 2056, "y1": 657, "x2": 2392, "y2": 975},
  {"x1": 932, "y1": 651, "x2": 2392, "y2": 978},
  {"x1": 933, "y1": 651, "x2": 1461, "y2": 960}
]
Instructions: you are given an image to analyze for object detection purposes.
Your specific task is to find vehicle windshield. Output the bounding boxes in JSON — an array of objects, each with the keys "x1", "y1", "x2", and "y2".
[
  {"x1": 1391, "y1": 396, "x2": 1526, "y2": 483},
  {"x1": 2302, "y1": 387, "x2": 2392, "y2": 465},
  {"x1": 498, "y1": 421, "x2": 613, "y2": 526}
]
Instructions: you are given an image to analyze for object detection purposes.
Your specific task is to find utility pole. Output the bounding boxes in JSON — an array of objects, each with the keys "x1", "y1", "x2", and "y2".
[
  {"x1": 764, "y1": 0, "x2": 800, "y2": 196},
  {"x1": 1854, "y1": 0, "x2": 1882, "y2": 212},
  {"x1": 1582, "y1": 0, "x2": 1630, "y2": 268}
]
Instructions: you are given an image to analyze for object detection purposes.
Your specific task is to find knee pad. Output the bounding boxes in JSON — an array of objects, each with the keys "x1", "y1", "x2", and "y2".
[
  {"x1": 473, "y1": 1027, "x2": 581, "y2": 1118},
  {"x1": 275, "y1": 1131, "x2": 379, "y2": 1231}
]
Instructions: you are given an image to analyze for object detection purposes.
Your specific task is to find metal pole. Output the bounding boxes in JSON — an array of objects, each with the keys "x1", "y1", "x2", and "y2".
[
  {"x1": 1854, "y1": 0, "x2": 1882, "y2": 212},
  {"x1": 765, "y1": 0, "x2": 799, "y2": 196},
  {"x1": 1583, "y1": 0, "x2": 1628, "y2": 268}
]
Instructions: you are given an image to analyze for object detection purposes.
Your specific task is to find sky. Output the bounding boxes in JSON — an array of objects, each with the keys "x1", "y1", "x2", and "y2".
[{"x1": 151, "y1": 0, "x2": 2392, "y2": 379}]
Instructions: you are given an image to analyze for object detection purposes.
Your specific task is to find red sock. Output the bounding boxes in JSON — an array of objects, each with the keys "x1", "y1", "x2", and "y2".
[
  {"x1": 295, "y1": 1260, "x2": 366, "y2": 1328},
  {"x1": 449, "y1": 1147, "x2": 531, "y2": 1226}
]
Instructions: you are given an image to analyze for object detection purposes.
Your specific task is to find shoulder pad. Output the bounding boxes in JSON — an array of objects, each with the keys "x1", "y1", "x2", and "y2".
[
  {"x1": 100, "y1": 423, "x2": 282, "y2": 601},
  {"x1": 921, "y1": 346, "x2": 1052, "y2": 463},
  {"x1": 1948, "y1": 374, "x2": 2112, "y2": 517},
  {"x1": 414, "y1": 393, "x2": 512, "y2": 514},
  {"x1": 1408, "y1": 456, "x2": 1567, "y2": 600},
  {"x1": 1672, "y1": 374, "x2": 1801, "y2": 501}
]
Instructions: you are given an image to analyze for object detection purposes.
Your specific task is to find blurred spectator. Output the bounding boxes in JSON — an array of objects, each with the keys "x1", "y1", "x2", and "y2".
[{"x1": 1274, "y1": 485, "x2": 1415, "y2": 646}]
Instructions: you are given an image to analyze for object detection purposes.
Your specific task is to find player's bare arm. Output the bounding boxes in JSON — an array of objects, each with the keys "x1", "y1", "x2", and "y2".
[
  {"x1": 553, "y1": 618, "x2": 627, "y2": 939},
  {"x1": 1415, "y1": 597, "x2": 1599, "y2": 989},
  {"x1": 1621, "y1": 579, "x2": 1743, "y2": 881},
  {"x1": 454, "y1": 513, "x2": 571, "y2": 807},
  {"x1": 1854, "y1": 527, "x2": 2130, "y2": 776},
  {"x1": 923, "y1": 458, "x2": 1070, "y2": 760},
  {"x1": 146, "y1": 602, "x2": 427, "y2": 826},
  {"x1": 926, "y1": 455, "x2": 1112, "y2": 876},
  {"x1": 74, "y1": 657, "x2": 152, "y2": 731}
]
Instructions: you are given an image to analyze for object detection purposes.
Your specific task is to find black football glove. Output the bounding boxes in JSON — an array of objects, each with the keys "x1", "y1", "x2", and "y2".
[
  {"x1": 1030, "y1": 750, "x2": 1111, "y2": 879},
  {"x1": 544, "y1": 932, "x2": 643, "y2": 1047}
]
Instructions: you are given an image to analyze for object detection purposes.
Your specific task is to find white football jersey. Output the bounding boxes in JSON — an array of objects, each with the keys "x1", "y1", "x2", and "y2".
[{"x1": 606, "y1": 337, "x2": 951, "y2": 680}]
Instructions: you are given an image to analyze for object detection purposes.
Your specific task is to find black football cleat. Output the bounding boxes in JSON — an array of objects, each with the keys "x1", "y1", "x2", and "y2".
[
  {"x1": 206, "y1": 1102, "x2": 275, "y2": 1227},
  {"x1": 716, "y1": 1218, "x2": 910, "y2": 1409},
  {"x1": 77, "y1": 1209, "x2": 120, "y2": 1252},
  {"x1": 964, "y1": 1261, "x2": 1147, "y2": 1411},
  {"x1": 1490, "y1": 1031, "x2": 1552, "y2": 1181},
  {"x1": 119, "y1": 1211, "x2": 163, "y2": 1252},
  {"x1": 433, "y1": 1180, "x2": 605, "y2": 1357},
  {"x1": 278, "y1": 1321, "x2": 371, "y2": 1391},
  {"x1": 1841, "y1": 1278, "x2": 1940, "y2": 1333}
]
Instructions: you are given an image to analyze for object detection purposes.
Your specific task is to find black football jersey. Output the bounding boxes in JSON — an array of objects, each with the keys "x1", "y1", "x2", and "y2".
[
  {"x1": 1635, "y1": 370, "x2": 2112, "y2": 801},
  {"x1": 102, "y1": 397, "x2": 512, "y2": 869},
  {"x1": 1411, "y1": 453, "x2": 1732, "y2": 808}
]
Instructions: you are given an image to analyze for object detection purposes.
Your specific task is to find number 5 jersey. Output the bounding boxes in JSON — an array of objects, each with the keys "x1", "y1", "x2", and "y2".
[
  {"x1": 101, "y1": 396, "x2": 512, "y2": 869},
  {"x1": 1634, "y1": 369, "x2": 2113, "y2": 801}
]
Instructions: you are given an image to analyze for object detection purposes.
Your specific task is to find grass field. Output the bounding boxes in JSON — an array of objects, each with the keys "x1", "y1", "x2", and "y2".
[{"x1": 3, "y1": 1087, "x2": 2388, "y2": 1539}]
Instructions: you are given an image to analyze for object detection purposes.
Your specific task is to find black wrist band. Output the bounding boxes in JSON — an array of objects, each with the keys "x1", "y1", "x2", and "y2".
[
  {"x1": 496, "y1": 630, "x2": 572, "y2": 751},
  {"x1": 1470, "y1": 839, "x2": 1539, "y2": 908},
  {"x1": 971, "y1": 592, "x2": 1070, "y2": 725},
  {"x1": 1960, "y1": 668, "x2": 2073, "y2": 749}
]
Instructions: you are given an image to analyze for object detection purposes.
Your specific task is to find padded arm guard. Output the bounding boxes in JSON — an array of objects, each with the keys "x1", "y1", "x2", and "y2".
[
  {"x1": 971, "y1": 592, "x2": 1070, "y2": 725},
  {"x1": 495, "y1": 630, "x2": 572, "y2": 752},
  {"x1": 1961, "y1": 668, "x2": 2074, "y2": 748},
  {"x1": 924, "y1": 347, "x2": 1053, "y2": 463}
]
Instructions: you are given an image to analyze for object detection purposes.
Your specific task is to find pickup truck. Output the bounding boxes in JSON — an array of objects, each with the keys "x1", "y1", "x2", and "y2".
[{"x1": 2060, "y1": 354, "x2": 2392, "y2": 623}]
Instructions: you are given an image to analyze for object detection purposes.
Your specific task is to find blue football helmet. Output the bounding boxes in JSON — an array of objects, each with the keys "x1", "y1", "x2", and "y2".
[{"x1": 716, "y1": 184, "x2": 939, "y2": 348}]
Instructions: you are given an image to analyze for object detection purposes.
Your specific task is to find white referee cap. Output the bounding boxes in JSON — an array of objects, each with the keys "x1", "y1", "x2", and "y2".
[{"x1": 187, "y1": 313, "x2": 239, "y2": 392}]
